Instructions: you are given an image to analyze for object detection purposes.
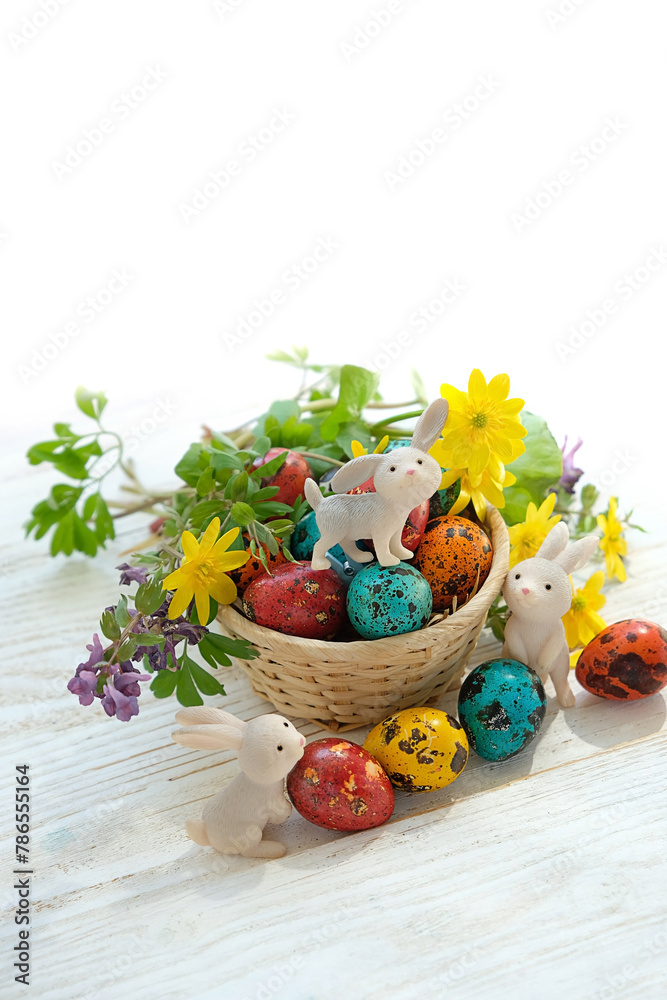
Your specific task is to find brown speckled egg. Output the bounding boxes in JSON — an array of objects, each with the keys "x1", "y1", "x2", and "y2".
[
  {"x1": 348, "y1": 478, "x2": 428, "y2": 552},
  {"x1": 575, "y1": 619, "x2": 667, "y2": 700},
  {"x1": 252, "y1": 448, "x2": 312, "y2": 507},
  {"x1": 412, "y1": 515, "x2": 493, "y2": 612},
  {"x1": 287, "y1": 738, "x2": 394, "y2": 831},
  {"x1": 242, "y1": 562, "x2": 347, "y2": 639},
  {"x1": 228, "y1": 536, "x2": 287, "y2": 594}
]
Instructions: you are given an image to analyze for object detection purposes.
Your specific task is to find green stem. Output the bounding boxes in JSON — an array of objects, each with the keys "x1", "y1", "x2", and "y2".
[
  {"x1": 368, "y1": 408, "x2": 425, "y2": 434},
  {"x1": 296, "y1": 451, "x2": 346, "y2": 467},
  {"x1": 106, "y1": 613, "x2": 144, "y2": 668}
]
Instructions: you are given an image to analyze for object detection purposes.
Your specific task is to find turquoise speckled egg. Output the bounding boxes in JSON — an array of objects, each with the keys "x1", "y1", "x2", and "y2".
[
  {"x1": 346, "y1": 562, "x2": 432, "y2": 639},
  {"x1": 383, "y1": 438, "x2": 413, "y2": 452},
  {"x1": 457, "y1": 658, "x2": 546, "y2": 761},
  {"x1": 292, "y1": 510, "x2": 345, "y2": 563}
]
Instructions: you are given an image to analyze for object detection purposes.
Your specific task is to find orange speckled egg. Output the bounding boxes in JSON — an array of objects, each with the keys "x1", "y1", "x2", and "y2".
[
  {"x1": 413, "y1": 515, "x2": 493, "y2": 613},
  {"x1": 228, "y1": 536, "x2": 287, "y2": 594}
]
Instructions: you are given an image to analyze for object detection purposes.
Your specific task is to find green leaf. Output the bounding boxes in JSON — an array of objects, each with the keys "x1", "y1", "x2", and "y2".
[
  {"x1": 115, "y1": 595, "x2": 130, "y2": 627},
  {"x1": 93, "y1": 496, "x2": 115, "y2": 543},
  {"x1": 187, "y1": 657, "x2": 226, "y2": 697},
  {"x1": 135, "y1": 576, "x2": 166, "y2": 615},
  {"x1": 251, "y1": 486, "x2": 280, "y2": 502},
  {"x1": 52, "y1": 449, "x2": 90, "y2": 480},
  {"x1": 176, "y1": 659, "x2": 204, "y2": 707},
  {"x1": 196, "y1": 466, "x2": 216, "y2": 496},
  {"x1": 320, "y1": 365, "x2": 380, "y2": 441},
  {"x1": 73, "y1": 440, "x2": 103, "y2": 463},
  {"x1": 189, "y1": 500, "x2": 228, "y2": 529},
  {"x1": 265, "y1": 349, "x2": 297, "y2": 363},
  {"x1": 210, "y1": 451, "x2": 244, "y2": 473},
  {"x1": 100, "y1": 610, "x2": 121, "y2": 641},
  {"x1": 189, "y1": 597, "x2": 218, "y2": 627},
  {"x1": 253, "y1": 521, "x2": 279, "y2": 555},
  {"x1": 75, "y1": 386, "x2": 107, "y2": 420},
  {"x1": 174, "y1": 443, "x2": 205, "y2": 487},
  {"x1": 150, "y1": 669, "x2": 178, "y2": 698},
  {"x1": 71, "y1": 511, "x2": 99, "y2": 556},
  {"x1": 27, "y1": 440, "x2": 61, "y2": 465},
  {"x1": 268, "y1": 399, "x2": 301, "y2": 423},
  {"x1": 249, "y1": 450, "x2": 287, "y2": 480},
  {"x1": 199, "y1": 632, "x2": 259, "y2": 664},
  {"x1": 53, "y1": 422, "x2": 80, "y2": 441},
  {"x1": 231, "y1": 501, "x2": 255, "y2": 526},
  {"x1": 227, "y1": 470, "x2": 249, "y2": 501},
  {"x1": 580, "y1": 483, "x2": 599, "y2": 510},
  {"x1": 502, "y1": 412, "x2": 563, "y2": 525},
  {"x1": 252, "y1": 436, "x2": 272, "y2": 457}
]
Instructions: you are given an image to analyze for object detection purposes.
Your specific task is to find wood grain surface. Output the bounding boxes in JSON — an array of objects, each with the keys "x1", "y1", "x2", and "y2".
[{"x1": 2, "y1": 431, "x2": 666, "y2": 1000}]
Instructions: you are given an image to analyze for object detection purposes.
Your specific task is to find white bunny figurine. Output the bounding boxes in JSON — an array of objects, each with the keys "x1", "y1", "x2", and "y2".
[
  {"x1": 502, "y1": 521, "x2": 600, "y2": 708},
  {"x1": 171, "y1": 707, "x2": 305, "y2": 859},
  {"x1": 305, "y1": 398, "x2": 449, "y2": 571}
]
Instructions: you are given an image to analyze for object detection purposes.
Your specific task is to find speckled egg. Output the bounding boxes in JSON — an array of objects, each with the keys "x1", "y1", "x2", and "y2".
[
  {"x1": 291, "y1": 509, "x2": 346, "y2": 564},
  {"x1": 346, "y1": 562, "x2": 432, "y2": 639},
  {"x1": 242, "y1": 562, "x2": 347, "y2": 639},
  {"x1": 287, "y1": 738, "x2": 395, "y2": 831},
  {"x1": 575, "y1": 619, "x2": 667, "y2": 700},
  {"x1": 347, "y1": 478, "x2": 428, "y2": 553},
  {"x1": 383, "y1": 438, "x2": 413, "y2": 452},
  {"x1": 229, "y1": 536, "x2": 287, "y2": 594},
  {"x1": 412, "y1": 515, "x2": 493, "y2": 613},
  {"x1": 457, "y1": 658, "x2": 547, "y2": 761},
  {"x1": 252, "y1": 448, "x2": 312, "y2": 507},
  {"x1": 429, "y1": 478, "x2": 462, "y2": 519},
  {"x1": 364, "y1": 708, "x2": 468, "y2": 792}
]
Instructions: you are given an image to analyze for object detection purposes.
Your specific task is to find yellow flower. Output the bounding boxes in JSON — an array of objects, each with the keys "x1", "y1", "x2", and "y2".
[
  {"x1": 350, "y1": 435, "x2": 389, "y2": 459},
  {"x1": 597, "y1": 496, "x2": 627, "y2": 582},
  {"x1": 508, "y1": 492, "x2": 561, "y2": 568},
  {"x1": 162, "y1": 518, "x2": 250, "y2": 622},
  {"x1": 429, "y1": 369, "x2": 526, "y2": 518},
  {"x1": 562, "y1": 570, "x2": 607, "y2": 649}
]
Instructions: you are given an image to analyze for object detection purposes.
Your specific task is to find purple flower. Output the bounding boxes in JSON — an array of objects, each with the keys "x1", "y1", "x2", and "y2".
[
  {"x1": 67, "y1": 670, "x2": 98, "y2": 706},
  {"x1": 101, "y1": 669, "x2": 150, "y2": 721},
  {"x1": 117, "y1": 563, "x2": 149, "y2": 587},
  {"x1": 77, "y1": 633, "x2": 106, "y2": 672},
  {"x1": 558, "y1": 436, "x2": 584, "y2": 494}
]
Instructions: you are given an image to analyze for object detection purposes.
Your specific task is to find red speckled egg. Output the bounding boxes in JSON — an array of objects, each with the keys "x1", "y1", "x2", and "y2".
[
  {"x1": 412, "y1": 515, "x2": 493, "y2": 613},
  {"x1": 575, "y1": 619, "x2": 667, "y2": 700},
  {"x1": 253, "y1": 448, "x2": 312, "y2": 507},
  {"x1": 287, "y1": 738, "x2": 395, "y2": 831},
  {"x1": 348, "y1": 478, "x2": 428, "y2": 552},
  {"x1": 242, "y1": 562, "x2": 347, "y2": 639},
  {"x1": 228, "y1": 536, "x2": 287, "y2": 594}
]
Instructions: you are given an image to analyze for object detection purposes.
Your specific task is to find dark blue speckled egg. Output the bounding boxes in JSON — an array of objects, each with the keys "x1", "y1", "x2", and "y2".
[
  {"x1": 292, "y1": 510, "x2": 345, "y2": 563},
  {"x1": 346, "y1": 562, "x2": 432, "y2": 639},
  {"x1": 457, "y1": 658, "x2": 546, "y2": 761}
]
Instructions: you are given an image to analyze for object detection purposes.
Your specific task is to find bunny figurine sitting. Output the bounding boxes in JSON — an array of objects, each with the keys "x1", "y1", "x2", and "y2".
[
  {"x1": 502, "y1": 521, "x2": 599, "y2": 708},
  {"x1": 171, "y1": 707, "x2": 305, "y2": 859},
  {"x1": 304, "y1": 398, "x2": 449, "y2": 571}
]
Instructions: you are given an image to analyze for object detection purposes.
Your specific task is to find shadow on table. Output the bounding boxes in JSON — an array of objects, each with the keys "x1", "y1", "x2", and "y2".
[{"x1": 563, "y1": 689, "x2": 666, "y2": 749}]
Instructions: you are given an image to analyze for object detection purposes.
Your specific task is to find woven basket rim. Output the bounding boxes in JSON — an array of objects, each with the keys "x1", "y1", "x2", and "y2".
[{"x1": 218, "y1": 505, "x2": 510, "y2": 655}]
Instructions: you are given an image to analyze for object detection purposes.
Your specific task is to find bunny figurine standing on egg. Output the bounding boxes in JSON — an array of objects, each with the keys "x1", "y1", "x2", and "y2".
[
  {"x1": 502, "y1": 522, "x2": 599, "y2": 708},
  {"x1": 171, "y1": 708, "x2": 305, "y2": 859},
  {"x1": 305, "y1": 398, "x2": 449, "y2": 571}
]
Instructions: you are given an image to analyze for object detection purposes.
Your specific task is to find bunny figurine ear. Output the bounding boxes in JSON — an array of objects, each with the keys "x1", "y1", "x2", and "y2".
[
  {"x1": 171, "y1": 724, "x2": 244, "y2": 751},
  {"x1": 554, "y1": 534, "x2": 600, "y2": 575},
  {"x1": 411, "y1": 399, "x2": 449, "y2": 452},
  {"x1": 331, "y1": 453, "x2": 384, "y2": 494},
  {"x1": 175, "y1": 707, "x2": 246, "y2": 730},
  {"x1": 536, "y1": 521, "x2": 569, "y2": 560}
]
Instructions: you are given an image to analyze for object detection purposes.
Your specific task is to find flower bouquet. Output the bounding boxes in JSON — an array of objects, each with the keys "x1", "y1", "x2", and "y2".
[{"x1": 24, "y1": 354, "x2": 641, "y2": 726}]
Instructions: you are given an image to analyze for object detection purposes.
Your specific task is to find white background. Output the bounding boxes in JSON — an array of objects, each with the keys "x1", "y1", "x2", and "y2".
[{"x1": 2, "y1": 0, "x2": 665, "y2": 535}]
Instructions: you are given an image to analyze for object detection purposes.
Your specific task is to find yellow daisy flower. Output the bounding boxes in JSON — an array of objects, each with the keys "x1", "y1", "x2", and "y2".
[
  {"x1": 350, "y1": 435, "x2": 389, "y2": 459},
  {"x1": 597, "y1": 496, "x2": 627, "y2": 582},
  {"x1": 562, "y1": 570, "x2": 607, "y2": 649},
  {"x1": 429, "y1": 369, "x2": 526, "y2": 517},
  {"x1": 508, "y1": 492, "x2": 561, "y2": 568},
  {"x1": 162, "y1": 518, "x2": 250, "y2": 622}
]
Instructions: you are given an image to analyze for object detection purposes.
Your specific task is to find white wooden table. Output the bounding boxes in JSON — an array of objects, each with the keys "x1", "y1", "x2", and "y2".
[{"x1": 3, "y1": 428, "x2": 667, "y2": 1000}]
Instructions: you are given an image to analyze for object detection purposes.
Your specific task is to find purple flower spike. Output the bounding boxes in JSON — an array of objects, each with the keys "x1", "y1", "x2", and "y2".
[
  {"x1": 114, "y1": 670, "x2": 151, "y2": 698},
  {"x1": 559, "y1": 436, "x2": 584, "y2": 494},
  {"x1": 77, "y1": 633, "x2": 105, "y2": 672},
  {"x1": 117, "y1": 563, "x2": 149, "y2": 587},
  {"x1": 67, "y1": 670, "x2": 98, "y2": 706}
]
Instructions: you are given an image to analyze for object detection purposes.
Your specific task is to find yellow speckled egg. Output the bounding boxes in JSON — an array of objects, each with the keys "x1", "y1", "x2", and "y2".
[{"x1": 363, "y1": 708, "x2": 468, "y2": 792}]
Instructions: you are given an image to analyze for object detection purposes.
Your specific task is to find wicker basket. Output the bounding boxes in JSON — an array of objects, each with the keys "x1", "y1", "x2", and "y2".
[{"x1": 217, "y1": 505, "x2": 510, "y2": 732}]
